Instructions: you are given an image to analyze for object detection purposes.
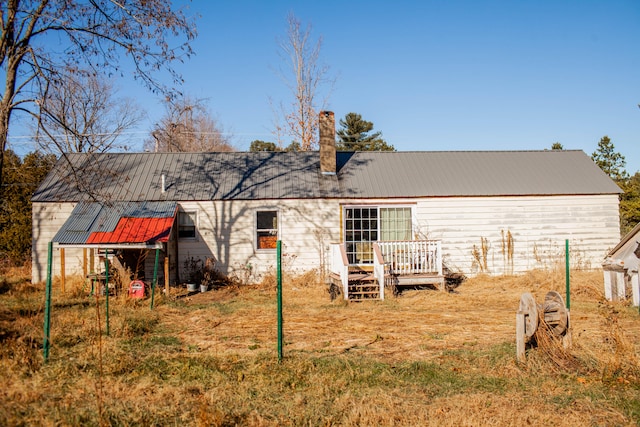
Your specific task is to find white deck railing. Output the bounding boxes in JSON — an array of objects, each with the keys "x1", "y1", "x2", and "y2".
[
  {"x1": 376, "y1": 240, "x2": 443, "y2": 276},
  {"x1": 330, "y1": 240, "x2": 443, "y2": 300},
  {"x1": 330, "y1": 243, "x2": 350, "y2": 300},
  {"x1": 372, "y1": 243, "x2": 386, "y2": 300}
]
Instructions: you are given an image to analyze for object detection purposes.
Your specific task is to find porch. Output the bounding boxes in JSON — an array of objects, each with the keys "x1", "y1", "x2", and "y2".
[{"x1": 329, "y1": 240, "x2": 444, "y2": 301}]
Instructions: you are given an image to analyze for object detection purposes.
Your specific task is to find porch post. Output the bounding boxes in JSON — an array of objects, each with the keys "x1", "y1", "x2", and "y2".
[
  {"x1": 164, "y1": 253, "x2": 169, "y2": 294},
  {"x1": 83, "y1": 248, "x2": 87, "y2": 279}
]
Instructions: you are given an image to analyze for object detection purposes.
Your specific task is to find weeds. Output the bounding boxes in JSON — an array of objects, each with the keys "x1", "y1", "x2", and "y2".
[{"x1": 0, "y1": 268, "x2": 639, "y2": 426}]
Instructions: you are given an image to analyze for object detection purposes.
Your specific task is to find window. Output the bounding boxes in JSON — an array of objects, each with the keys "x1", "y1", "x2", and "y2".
[
  {"x1": 380, "y1": 207, "x2": 412, "y2": 241},
  {"x1": 344, "y1": 206, "x2": 412, "y2": 264},
  {"x1": 178, "y1": 211, "x2": 197, "y2": 239},
  {"x1": 256, "y1": 210, "x2": 278, "y2": 250}
]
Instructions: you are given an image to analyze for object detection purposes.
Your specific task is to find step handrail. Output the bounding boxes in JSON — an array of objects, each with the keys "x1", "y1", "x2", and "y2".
[
  {"x1": 330, "y1": 243, "x2": 350, "y2": 300},
  {"x1": 372, "y1": 242, "x2": 386, "y2": 300}
]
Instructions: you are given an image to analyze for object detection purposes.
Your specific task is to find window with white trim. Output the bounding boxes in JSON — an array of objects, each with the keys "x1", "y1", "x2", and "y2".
[
  {"x1": 178, "y1": 211, "x2": 197, "y2": 240},
  {"x1": 256, "y1": 210, "x2": 278, "y2": 250},
  {"x1": 344, "y1": 206, "x2": 412, "y2": 264}
]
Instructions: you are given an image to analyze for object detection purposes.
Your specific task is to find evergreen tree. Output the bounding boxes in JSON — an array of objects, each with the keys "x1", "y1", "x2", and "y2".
[
  {"x1": 250, "y1": 140, "x2": 280, "y2": 152},
  {"x1": 591, "y1": 136, "x2": 628, "y2": 181},
  {"x1": 551, "y1": 142, "x2": 564, "y2": 150},
  {"x1": 249, "y1": 140, "x2": 300, "y2": 152},
  {"x1": 0, "y1": 150, "x2": 56, "y2": 264},
  {"x1": 336, "y1": 113, "x2": 395, "y2": 151},
  {"x1": 619, "y1": 172, "x2": 640, "y2": 235}
]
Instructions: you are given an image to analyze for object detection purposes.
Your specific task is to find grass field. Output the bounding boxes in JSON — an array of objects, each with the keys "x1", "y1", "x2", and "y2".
[{"x1": 1, "y1": 266, "x2": 639, "y2": 426}]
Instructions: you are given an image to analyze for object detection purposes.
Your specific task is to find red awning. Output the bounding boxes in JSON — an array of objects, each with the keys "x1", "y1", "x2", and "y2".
[{"x1": 87, "y1": 217, "x2": 174, "y2": 245}]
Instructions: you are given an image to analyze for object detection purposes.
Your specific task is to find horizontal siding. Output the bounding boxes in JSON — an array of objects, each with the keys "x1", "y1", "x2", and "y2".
[
  {"x1": 176, "y1": 200, "x2": 340, "y2": 282},
  {"x1": 33, "y1": 194, "x2": 621, "y2": 283},
  {"x1": 414, "y1": 195, "x2": 620, "y2": 275},
  {"x1": 32, "y1": 202, "x2": 78, "y2": 282}
]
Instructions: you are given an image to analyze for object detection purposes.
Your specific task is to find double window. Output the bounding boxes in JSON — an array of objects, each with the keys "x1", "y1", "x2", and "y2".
[
  {"x1": 344, "y1": 206, "x2": 412, "y2": 264},
  {"x1": 256, "y1": 210, "x2": 278, "y2": 250}
]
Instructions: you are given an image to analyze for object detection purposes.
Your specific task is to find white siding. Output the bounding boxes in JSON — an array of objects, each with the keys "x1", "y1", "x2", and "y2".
[
  {"x1": 32, "y1": 194, "x2": 620, "y2": 283},
  {"x1": 176, "y1": 200, "x2": 340, "y2": 283},
  {"x1": 414, "y1": 195, "x2": 620, "y2": 275},
  {"x1": 32, "y1": 202, "x2": 79, "y2": 283}
]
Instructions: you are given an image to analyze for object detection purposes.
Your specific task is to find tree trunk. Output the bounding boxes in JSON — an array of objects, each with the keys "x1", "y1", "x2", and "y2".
[{"x1": 0, "y1": 68, "x2": 17, "y2": 191}]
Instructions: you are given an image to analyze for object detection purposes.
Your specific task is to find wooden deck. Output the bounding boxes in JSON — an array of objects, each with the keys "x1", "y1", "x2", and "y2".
[
  {"x1": 329, "y1": 240, "x2": 445, "y2": 301},
  {"x1": 329, "y1": 271, "x2": 445, "y2": 300},
  {"x1": 390, "y1": 273, "x2": 445, "y2": 288},
  {"x1": 386, "y1": 273, "x2": 445, "y2": 296}
]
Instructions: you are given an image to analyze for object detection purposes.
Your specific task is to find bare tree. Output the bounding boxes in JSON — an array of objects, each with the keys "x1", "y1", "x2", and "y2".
[
  {"x1": 274, "y1": 13, "x2": 333, "y2": 151},
  {"x1": 0, "y1": 0, "x2": 196, "y2": 189},
  {"x1": 34, "y1": 68, "x2": 144, "y2": 154},
  {"x1": 145, "y1": 96, "x2": 234, "y2": 152}
]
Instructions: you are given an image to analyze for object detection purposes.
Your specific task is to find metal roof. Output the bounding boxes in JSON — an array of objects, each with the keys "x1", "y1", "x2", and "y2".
[
  {"x1": 53, "y1": 201, "x2": 177, "y2": 245},
  {"x1": 33, "y1": 150, "x2": 621, "y2": 203},
  {"x1": 336, "y1": 150, "x2": 622, "y2": 197},
  {"x1": 34, "y1": 152, "x2": 339, "y2": 202},
  {"x1": 87, "y1": 217, "x2": 175, "y2": 244}
]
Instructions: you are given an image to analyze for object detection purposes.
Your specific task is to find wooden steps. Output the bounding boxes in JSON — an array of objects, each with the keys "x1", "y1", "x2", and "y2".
[
  {"x1": 329, "y1": 271, "x2": 447, "y2": 300},
  {"x1": 347, "y1": 273, "x2": 378, "y2": 300}
]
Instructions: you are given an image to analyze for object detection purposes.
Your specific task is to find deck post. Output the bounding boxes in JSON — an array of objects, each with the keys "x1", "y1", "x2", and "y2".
[
  {"x1": 339, "y1": 244, "x2": 349, "y2": 300},
  {"x1": 373, "y1": 243, "x2": 385, "y2": 300}
]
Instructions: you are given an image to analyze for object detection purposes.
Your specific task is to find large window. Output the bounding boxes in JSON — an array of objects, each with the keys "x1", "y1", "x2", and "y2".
[
  {"x1": 256, "y1": 210, "x2": 278, "y2": 250},
  {"x1": 178, "y1": 211, "x2": 197, "y2": 240},
  {"x1": 344, "y1": 206, "x2": 412, "y2": 264}
]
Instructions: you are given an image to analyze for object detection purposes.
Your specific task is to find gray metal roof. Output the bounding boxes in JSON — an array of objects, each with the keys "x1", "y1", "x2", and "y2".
[
  {"x1": 336, "y1": 150, "x2": 622, "y2": 197},
  {"x1": 33, "y1": 150, "x2": 621, "y2": 203},
  {"x1": 34, "y1": 152, "x2": 338, "y2": 202}
]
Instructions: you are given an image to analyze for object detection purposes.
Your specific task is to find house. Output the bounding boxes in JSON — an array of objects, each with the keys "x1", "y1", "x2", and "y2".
[
  {"x1": 32, "y1": 112, "x2": 622, "y2": 296},
  {"x1": 602, "y1": 222, "x2": 640, "y2": 305}
]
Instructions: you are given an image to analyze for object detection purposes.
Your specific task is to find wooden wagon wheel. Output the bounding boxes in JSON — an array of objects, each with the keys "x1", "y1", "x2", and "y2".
[
  {"x1": 542, "y1": 291, "x2": 568, "y2": 336},
  {"x1": 518, "y1": 292, "x2": 538, "y2": 340}
]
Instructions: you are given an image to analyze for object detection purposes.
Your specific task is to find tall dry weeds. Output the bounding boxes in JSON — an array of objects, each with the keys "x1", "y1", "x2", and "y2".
[{"x1": 1, "y1": 268, "x2": 639, "y2": 426}]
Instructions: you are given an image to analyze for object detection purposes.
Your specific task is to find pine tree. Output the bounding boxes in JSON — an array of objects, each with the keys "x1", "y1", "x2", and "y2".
[
  {"x1": 619, "y1": 172, "x2": 640, "y2": 235},
  {"x1": 336, "y1": 113, "x2": 395, "y2": 151},
  {"x1": 0, "y1": 150, "x2": 56, "y2": 264},
  {"x1": 591, "y1": 136, "x2": 628, "y2": 181}
]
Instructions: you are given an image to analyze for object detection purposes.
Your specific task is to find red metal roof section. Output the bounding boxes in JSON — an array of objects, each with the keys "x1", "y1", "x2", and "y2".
[{"x1": 87, "y1": 217, "x2": 174, "y2": 244}]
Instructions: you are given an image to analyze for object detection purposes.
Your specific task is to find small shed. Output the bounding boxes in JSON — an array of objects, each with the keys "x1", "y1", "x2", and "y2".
[
  {"x1": 51, "y1": 201, "x2": 178, "y2": 292},
  {"x1": 602, "y1": 222, "x2": 640, "y2": 305}
]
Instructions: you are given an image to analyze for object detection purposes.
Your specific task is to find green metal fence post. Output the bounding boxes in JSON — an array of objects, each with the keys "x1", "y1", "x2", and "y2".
[
  {"x1": 43, "y1": 241, "x2": 53, "y2": 362},
  {"x1": 105, "y1": 248, "x2": 110, "y2": 336},
  {"x1": 565, "y1": 239, "x2": 571, "y2": 310},
  {"x1": 277, "y1": 240, "x2": 283, "y2": 362}
]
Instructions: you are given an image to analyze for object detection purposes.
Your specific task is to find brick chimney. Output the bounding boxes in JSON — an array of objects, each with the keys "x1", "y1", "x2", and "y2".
[{"x1": 319, "y1": 111, "x2": 336, "y2": 175}]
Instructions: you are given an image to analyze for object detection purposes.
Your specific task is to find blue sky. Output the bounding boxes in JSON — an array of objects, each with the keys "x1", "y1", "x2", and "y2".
[{"x1": 8, "y1": 0, "x2": 640, "y2": 173}]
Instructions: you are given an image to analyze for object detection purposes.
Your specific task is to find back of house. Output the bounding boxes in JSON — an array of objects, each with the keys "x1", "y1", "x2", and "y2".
[{"x1": 31, "y1": 113, "x2": 622, "y2": 285}]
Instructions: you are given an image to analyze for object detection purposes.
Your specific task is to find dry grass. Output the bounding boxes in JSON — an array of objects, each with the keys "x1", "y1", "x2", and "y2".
[{"x1": 1, "y1": 267, "x2": 639, "y2": 426}]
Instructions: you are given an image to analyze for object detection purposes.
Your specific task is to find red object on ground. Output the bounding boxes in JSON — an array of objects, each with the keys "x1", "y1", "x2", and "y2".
[{"x1": 128, "y1": 280, "x2": 145, "y2": 299}]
